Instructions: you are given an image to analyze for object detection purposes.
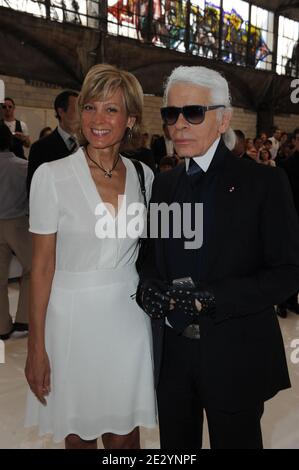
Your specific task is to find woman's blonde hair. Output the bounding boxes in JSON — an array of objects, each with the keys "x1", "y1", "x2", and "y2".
[{"x1": 77, "y1": 64, "x2": 144, "y2": 150}]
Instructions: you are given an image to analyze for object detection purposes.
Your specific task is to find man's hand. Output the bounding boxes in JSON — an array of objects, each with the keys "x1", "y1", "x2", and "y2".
[
  {"x1": 136, "y1": 279, "x2": 173, "y2": 319},
  {"x1": 14, "y1": 131, "x2": 30, "y2": 147},
  {"x1": 167, "y1": 285, "x2": 216, "y2": 317},
  {"x1": 14, "y1": 131, "x2": 26, "y2": 141}
]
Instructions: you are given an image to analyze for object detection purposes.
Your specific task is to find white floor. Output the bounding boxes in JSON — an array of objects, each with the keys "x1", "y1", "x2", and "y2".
[{"x1": 1, "y1": 283, "x2": 299, "y2": 449}]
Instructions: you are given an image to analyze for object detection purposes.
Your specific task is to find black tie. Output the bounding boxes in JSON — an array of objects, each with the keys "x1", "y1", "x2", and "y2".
[
  {"x1": 68, "y1": 137, "x2": 77, "y2": 153},
  {"x1": 187, "y1": 158, "x2": 204, "y2": 176}
]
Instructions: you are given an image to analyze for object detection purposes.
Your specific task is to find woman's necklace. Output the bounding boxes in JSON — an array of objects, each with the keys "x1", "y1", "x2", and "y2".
[{"x1": 85, "y1": 147, "x2": 120, "y2": 178}]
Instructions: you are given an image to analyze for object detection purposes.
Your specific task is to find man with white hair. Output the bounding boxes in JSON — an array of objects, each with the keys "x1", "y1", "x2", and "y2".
[{"x1": 137, "y1": 66, "x2": 299, "y2": 449}]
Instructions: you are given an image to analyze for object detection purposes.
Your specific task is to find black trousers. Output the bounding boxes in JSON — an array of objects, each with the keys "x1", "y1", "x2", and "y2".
[{"x1": 157, "y1": 326, "x2": 264, "y2": 450}]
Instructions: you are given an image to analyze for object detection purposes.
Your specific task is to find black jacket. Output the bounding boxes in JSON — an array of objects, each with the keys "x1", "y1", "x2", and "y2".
[
  {"x1": 139, "y1": 140, "x2": 299, "y2": 412},
  {"x1": 27, "y1": 128, "x2": 71, "y2": 194},
  {"x1": 122, "y1": 147, "x2": 156, "y2": 174},
  {"x1": 281, "y1": 151, "x2": 299, "y2": 218}
]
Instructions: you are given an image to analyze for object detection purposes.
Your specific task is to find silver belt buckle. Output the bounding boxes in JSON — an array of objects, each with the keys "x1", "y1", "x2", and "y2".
[{"x1": 182, "y1": 323, "x2": 200, "y2": 339}]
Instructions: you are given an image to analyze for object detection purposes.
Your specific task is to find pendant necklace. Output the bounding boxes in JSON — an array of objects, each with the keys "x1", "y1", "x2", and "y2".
[{"x1": 85, "y1": 147, "x2": 120, "y2": 178}]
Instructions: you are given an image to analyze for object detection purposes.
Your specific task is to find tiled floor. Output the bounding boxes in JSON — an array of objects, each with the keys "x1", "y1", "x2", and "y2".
[{"x1": 1, "y1": 283, "x2": 299, "y2": 449}]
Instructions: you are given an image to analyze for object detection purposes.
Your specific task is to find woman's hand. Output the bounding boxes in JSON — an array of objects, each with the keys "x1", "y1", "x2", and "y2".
[
  {"x1": 25, "y1": 349, "x2": 51, "y2": 405},
  {"x1": 25, "y1": 233, "x2": 56, "y2": 405}
]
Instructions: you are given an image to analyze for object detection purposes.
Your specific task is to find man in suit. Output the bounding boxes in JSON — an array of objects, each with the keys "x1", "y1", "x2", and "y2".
[
  {"x1": 136, "y1": 66, "x2": 299, "y2": 449},
  {"x1": 27, "y1": 90, "x2": 79, "y2": 193},
  {"x1": 277, "y1": 128, "x2": 299, "y2": 317}
]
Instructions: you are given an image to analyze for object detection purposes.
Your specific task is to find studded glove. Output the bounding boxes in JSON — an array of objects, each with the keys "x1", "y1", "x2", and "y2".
[
  {"x1": 166, "y1": 285, "x2": 216, "y2": 317},
  {"x1": 136, "y1": 279, "x2": 171, "y2": 319}
]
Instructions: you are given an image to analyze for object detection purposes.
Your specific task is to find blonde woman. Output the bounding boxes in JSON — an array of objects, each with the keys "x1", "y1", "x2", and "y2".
[{"x1": 25, "y1": 64, "x2": 156, "y2": 449}]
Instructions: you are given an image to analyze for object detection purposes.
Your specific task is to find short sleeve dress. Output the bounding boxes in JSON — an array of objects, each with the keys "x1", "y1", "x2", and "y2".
[{"x1": 24, "y1": 149, "x2": 157, "y2": 442}]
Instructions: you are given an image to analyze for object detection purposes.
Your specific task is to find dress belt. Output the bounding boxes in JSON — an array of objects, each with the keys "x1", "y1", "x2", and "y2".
[{"x1": 52, "y1": 265, "x2": 138, "y2": 290}]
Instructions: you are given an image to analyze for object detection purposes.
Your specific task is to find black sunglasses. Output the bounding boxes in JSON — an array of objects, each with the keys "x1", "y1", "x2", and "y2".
[
  {"x1": 161, "y1": 105, "x2": 225, "y2": 125},
  {"x1": 2, "y1": 104, "x2": 13, "y2": 109}
]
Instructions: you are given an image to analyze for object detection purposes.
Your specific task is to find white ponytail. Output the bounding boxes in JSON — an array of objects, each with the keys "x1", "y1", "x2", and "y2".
[{"x1": 223, "y1": 128, "x2": 236, "y2": 150}]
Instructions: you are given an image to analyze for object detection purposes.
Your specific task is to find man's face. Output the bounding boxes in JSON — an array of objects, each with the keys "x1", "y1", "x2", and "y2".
[
  {"x1": 166, "y1": 83, "x2": 230, "y2": 158},
  {"x1": 3, "y1": 99, "x2": 15, "y2": 120},
  {"x1": 274, "y1": 129, "x2": 282, "y2": 141},
  {"x1": 59, "y1": 95, "x2": 79, "y2": 133}
]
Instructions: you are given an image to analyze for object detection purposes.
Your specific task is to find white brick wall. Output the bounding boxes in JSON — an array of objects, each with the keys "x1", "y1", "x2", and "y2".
[
  {"x1": 230, "y1": 108, "x2": 257, "y2": 139},
  {"x1": 0, "y1": 74, "x2": 60, "y2": 108},
  {"x1": 274, "y1": 115, "x2": 299, "y2": 133},
  {"x1": 143, "y1": 95, "x2": 164, "y2": 135}
]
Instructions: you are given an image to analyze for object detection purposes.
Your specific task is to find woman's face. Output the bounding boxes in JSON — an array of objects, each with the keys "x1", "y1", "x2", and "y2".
[
  {"x1": 260, "y1": 149, "x2": 270, "y2": 161},
  {"x1": 260, "y1": 133, "x2": 267, "y2": 142},
  {"x1": 254, "y1": 138, "x2": 262, "y2": 150},
  {"x1": 81, "y1": 88, "x2": 135, "y2": 150}
]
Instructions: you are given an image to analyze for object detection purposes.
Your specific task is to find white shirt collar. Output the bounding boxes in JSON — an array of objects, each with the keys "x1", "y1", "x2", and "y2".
[
  {"x1": 57, "y1": 125, "x2": 74, "y2": 149},
  {"x1": 185, "y1": 137, "x2": 220, "y2": 173}
]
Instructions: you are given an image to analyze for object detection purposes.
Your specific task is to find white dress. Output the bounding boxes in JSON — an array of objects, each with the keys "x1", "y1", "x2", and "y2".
[{"x1": 24, "y1": 149, "x2": 157, "y2": 443}]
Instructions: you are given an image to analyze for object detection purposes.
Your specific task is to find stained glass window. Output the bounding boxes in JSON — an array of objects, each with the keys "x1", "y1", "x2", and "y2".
[
  {"x1": 189, "y1": 1, "x2": 219, "y2": 58},
  {"x1": 0, "y1": 0, "x2": 98, "y2": 26},
  {"x1": 107, "y1": 1, "x2": 139, "y2": 40},
  {"x1": 0, "y1": 0, "x2": 46, "y2": 17},
  {"x1": 277, "y1": 16, "x2": 299, "y2": 76},
  {"x1": 107, "y1": 1, "x2": 190, "y2": 50},
  {"x1": 251, "y1": 4, "x2": 273, "y2": 70},
  {"x1": 1, "y1": 1, "x2": 297, "y2": 76},
  {"x1": 221, "y1": 0, "x2": 249, "y2": 65}
]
